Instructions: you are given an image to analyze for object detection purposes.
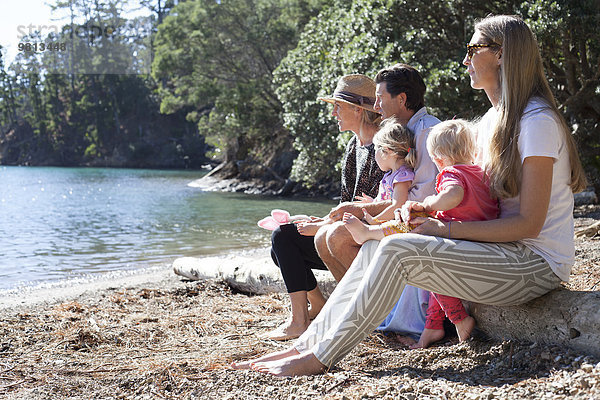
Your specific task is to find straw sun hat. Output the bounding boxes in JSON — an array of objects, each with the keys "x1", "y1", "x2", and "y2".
[{"x1": 318, "y1": 74, "x2": 378, "y2": 113}]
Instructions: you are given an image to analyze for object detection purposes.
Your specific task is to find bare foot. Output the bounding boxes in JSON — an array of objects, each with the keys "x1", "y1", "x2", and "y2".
[
  {"x1": 410, "y1": 328, "x2": 445, "y2": 349},
  {"x1": 264, "y1": 319, "x2": 309, "y2": 341},
  {"x1": 231, "y1": 347, "x2": 300, "y2": 370},
  {"x1": 361, "y1": 208, "x2": 378, "y2": 225},
  {"x1": 342, "y1": 212, "x2": 368, "y2": 244},
  {"x1": 455, "y1": 316, "x2": 476, "y2": 342},
  {"x1": 394, "y1": 334, "x2": 417, "y2": 348},
  {"x1": 307, "y1": 305, "x2": 322, "y2": 320},
  {"x1": 251, "y1": 351, "x2": 326, "y2": 376},
  {"x1": 342, "y1": 213, "x2": 382, "y2": 244},
  {"x1": 297, "y1": 221, "x2": 325, "y2": 236}
]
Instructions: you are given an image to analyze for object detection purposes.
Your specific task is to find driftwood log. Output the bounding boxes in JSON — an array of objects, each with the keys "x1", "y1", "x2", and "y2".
[
  {"x1": 575, "y1": 220, "x2": 600, "y2": 238},
  {"x1": 172, "y1": 254, "x2": 337, "y2": 296},
  {"x1": 467, "y1": 290, "x2": 600, "y2": 357},
  {"x1": 173, "y1": 254, "x2": 600, "y2": 357}
]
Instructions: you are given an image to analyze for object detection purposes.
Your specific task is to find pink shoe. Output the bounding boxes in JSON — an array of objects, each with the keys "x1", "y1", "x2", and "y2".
[
  {"x1": 257, "y1": 216, "x2": 280, "y2": 231},
  {"x1": 271, "y1": 209, "x2": 291, "y2": 224}
]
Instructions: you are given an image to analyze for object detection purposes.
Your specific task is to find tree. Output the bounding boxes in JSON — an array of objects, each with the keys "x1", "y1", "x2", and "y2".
[
  {"x1": 521, "y1": 0, "x2": 600, "y2": 191},
  {"x1": 0, "y1": 46, "x2": 18, "y2": 130},
  {"x1": 152, "y1": 0, "x2": 331, "y2": 177},
  {"x1": 0, "y1": 0, "x2": 205, "y2": 168},
  {"x1": 275, "y1": 0, "x2": 599, "y2": 190}
]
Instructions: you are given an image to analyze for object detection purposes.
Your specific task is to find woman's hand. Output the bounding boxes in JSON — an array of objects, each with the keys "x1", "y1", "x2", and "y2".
[{"x1": 410, "y1": 218, "x2": 450, "y2": 237}]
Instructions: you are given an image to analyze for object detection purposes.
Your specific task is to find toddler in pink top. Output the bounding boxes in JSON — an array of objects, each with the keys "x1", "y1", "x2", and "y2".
[{"x1": 344, "y1": 119, "x2": 498, "y2": 348}]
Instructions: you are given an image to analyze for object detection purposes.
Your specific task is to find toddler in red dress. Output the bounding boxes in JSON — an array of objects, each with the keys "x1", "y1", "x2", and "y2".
[{"x1": 344, "y1": 119, "x2": 499, "y2": 348}]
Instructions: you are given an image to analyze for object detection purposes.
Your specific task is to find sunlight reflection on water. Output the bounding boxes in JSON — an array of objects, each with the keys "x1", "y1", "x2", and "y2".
[{"x1": 0, "y1": 166, "x2": 335, "y2": 290}]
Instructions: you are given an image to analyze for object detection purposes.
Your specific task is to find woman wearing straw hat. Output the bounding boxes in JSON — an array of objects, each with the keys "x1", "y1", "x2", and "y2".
[
  {"x1": 295, "y1": 75, "x2": 388, "y2": 238},
  {"x1": 251, "y1": 74, "x2": 385, "y2": 343}
]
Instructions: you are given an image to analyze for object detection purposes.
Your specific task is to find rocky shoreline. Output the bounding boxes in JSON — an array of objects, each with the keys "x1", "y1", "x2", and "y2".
[
  {"x1": 191, "y1": 161, "x2": 343, "y2": 198},
  {"x1": 194, "y1": 162, "x2": 600, "y2": 205}
]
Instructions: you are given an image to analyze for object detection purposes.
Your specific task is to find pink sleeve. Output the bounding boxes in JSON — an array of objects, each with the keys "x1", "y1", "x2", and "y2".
[
  {"x1": 392, "y1": 166, "x2": 415, "y2": 185},
  {"x1": 436, "y1": 170, "x2": 464, "y2": 192}
]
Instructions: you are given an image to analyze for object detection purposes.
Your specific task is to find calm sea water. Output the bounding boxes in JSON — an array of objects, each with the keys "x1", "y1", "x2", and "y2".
[{"x1": 0, "y1": 166, "x2": 335, "y2": 292}]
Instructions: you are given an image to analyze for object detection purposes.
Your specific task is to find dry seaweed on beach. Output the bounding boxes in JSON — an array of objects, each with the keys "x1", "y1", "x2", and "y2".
[
  {"x1": 0, "y1": 206, "x2": 599, "y2": 399},
  {"x1": 0, "y1": 281, "x2": 599, "y2": 399}
]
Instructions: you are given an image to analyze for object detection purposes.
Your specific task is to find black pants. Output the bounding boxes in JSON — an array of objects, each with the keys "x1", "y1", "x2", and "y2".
[{"x1": 270, "y1": 223, "x2": 328, "y2": 293}]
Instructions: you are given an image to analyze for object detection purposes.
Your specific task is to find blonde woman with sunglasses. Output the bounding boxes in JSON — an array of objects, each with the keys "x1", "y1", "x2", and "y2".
[{"x1": 236, "y1": 15, "x2": 587, "y2": 376}]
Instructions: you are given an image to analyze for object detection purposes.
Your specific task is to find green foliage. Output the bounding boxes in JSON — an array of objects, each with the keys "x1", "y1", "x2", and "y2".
[
  {"x1": 152, "y1": 0, "x2": 331, "y2": 166},
  {"x1": 0, "y1": 0, "x2": 204, "y2": 169},
  {"x1": 275, "y1": 0, "x2": 599, "y2": 187},
  {"x1": 274, "y1": 0, "x2": 392, "y2": 185}
]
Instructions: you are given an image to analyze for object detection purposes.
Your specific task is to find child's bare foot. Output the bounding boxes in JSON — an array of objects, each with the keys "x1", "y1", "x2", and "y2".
[
  {"x1": 264, "y1": 318, "x2": 309, "y2": 341},
  {"x1": 342, "y1": 213, "x2": 383, "y2": 244},
  {"x1": 394, "y1": 334, "x2": 417, "y2": 348},
  {"x1": 251, "y1": 351, "x2": 326, "y2": 376},
  {"x1": 409, "y1": 328, "x2": 445, "y2": 349},
  {"x1": 455, "y1": 316, "x2": 476, "y2": 342},
  {"x1": 297, "y1": 221, "x2": 326, "y2": 236},
  {"x1": 361, "y1": 208, "x2": 378, "y2": 225},
  {"x1": 231, "y1": 348, "x2": 300, "y2": 370}
]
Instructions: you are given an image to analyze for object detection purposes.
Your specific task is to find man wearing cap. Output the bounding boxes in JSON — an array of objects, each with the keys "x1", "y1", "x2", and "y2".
[{"x1": 315, "y1": 63, "x2": 440, "y2": 335}]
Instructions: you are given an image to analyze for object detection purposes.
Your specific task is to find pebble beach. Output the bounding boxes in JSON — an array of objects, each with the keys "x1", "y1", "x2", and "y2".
[{"x1": 0, "y1": 205, "x2": 598, "y2": 399}]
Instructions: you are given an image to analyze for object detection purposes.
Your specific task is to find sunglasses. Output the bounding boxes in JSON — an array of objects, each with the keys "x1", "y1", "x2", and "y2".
[{"x1": 466, "y1": 43, "x2": 500, "y2": 60}]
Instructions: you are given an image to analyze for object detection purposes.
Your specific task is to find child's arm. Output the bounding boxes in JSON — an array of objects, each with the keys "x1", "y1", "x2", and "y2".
[
  {"x1": 369, "y1": 181, "x2": 411, "y2": 222},
  {"x1": 421, "y1": 185, "x2": 464, "y2": 213}
]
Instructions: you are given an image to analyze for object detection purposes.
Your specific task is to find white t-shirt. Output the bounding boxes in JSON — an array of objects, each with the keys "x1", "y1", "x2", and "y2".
[
  {"x1": 407, "y1": 107, "x2": 440, "y2": 202},
  {"x1": 477, "y1": 98, "x2": 575, "y2": 281}
]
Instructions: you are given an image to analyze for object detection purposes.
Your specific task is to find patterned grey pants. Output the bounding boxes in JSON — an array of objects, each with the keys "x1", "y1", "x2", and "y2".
[{"x1": 293, "y1": 233, "x2": 562, "y2": 369}]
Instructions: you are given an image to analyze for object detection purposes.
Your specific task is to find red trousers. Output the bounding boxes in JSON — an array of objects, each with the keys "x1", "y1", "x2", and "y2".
[{"x1": 425, "y1": 292, "x2": 469, "y2": 330}]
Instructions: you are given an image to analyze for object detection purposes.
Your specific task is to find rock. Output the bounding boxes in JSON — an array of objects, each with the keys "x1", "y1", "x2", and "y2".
[
  {"x1": 574, "y1": 189, "x2": 598, "y2": 206},
  {"x1": 467, "y1": 289, "x2": 600, "y2": 357},
  {"x1": 575, "y1": 221, "x2": 600, "y2": 238},
  {"x1": 581, "y1": 363, "x2": 594, "y2": 373}
]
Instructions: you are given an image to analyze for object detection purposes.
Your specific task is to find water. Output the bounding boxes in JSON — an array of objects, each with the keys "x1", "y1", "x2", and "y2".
[{"x1": 0, "y1": 166, "x2": 335, "y2": 292}]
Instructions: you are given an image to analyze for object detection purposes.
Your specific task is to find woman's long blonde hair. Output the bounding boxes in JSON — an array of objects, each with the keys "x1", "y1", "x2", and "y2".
[{"x1": 476, "y1": 15, "x2": 587, "y2": 198}]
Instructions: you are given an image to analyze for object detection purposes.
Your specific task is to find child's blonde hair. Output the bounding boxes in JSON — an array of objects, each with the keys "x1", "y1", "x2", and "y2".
[
  {"x1": 374, "y1": 118, "x2": 417, "y2": 169},
  {"x1": 427, "y1": 119, "x2": 476, "y2": 165}
]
